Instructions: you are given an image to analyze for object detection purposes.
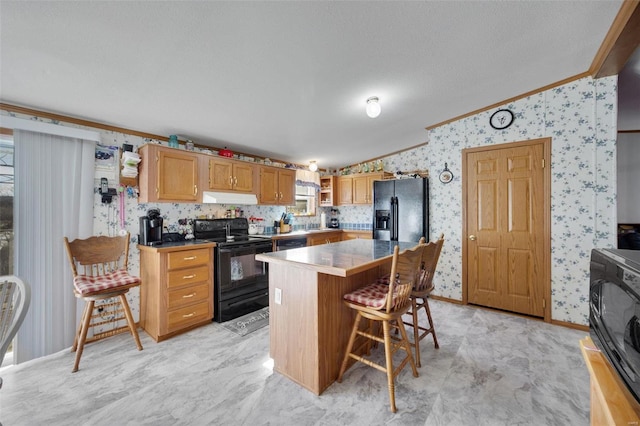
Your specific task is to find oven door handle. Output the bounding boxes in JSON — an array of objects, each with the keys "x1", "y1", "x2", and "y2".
[
  {"x1": 227, "y1": 291, "x2": 269, "y2": 307},
  {"x1": 219, "y1": 244, "x2": 272, "y2": 254}
]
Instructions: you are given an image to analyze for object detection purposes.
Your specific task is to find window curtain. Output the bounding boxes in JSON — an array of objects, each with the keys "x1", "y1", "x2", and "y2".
[{"x1": 13, "y1": 129, "x2": 95, "y2": 364}]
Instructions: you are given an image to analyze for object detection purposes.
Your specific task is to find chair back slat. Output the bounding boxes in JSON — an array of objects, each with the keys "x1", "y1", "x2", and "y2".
[
  {"x1": 64, "y1": 234, "x2": 130, "y2": 278},
  {"x1": 385, "y1": 243, "x2": 425, "y2": 313},
  {"x1": 416, "y1": 233, "x2": 445, "y2": 293}
]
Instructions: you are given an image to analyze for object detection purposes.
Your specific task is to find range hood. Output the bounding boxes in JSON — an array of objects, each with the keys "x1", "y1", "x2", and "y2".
[{"x1": 201, "y1": 191, "x2": 258, "y2": 205}]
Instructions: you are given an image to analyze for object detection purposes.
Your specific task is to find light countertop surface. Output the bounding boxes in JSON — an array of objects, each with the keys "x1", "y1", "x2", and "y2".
[
  {"x1": 255, "y1": 239, "x2": 420, "y2": 277},
  {"x1": 261, "y1": 228, "x2": 344, "y2": 240}
]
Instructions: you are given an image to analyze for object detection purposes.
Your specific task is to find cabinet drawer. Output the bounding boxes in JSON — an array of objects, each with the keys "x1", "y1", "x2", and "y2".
[
  {"x1": 167, "y1": 265, "x2": 210, "y2": 289},
  {"x1": 167, "y1": 300, "x2": 211, "y2": 331},
  {"x1": 167, "y1": 248, "x2": 210, "y2": 270},
  {"x1": 167, "y1": 282, "x2": 210, "y2": 310}
]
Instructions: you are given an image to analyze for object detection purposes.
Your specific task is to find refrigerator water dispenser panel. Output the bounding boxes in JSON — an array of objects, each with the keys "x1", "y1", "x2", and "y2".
[{"x1": 376, "y1": 210, "x2": 391, "y2": 229}]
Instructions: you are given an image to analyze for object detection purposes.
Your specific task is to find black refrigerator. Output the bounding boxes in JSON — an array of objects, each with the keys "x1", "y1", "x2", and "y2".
[{"x1": 373, "y1": 178, "x2": 429, "y2": 242}]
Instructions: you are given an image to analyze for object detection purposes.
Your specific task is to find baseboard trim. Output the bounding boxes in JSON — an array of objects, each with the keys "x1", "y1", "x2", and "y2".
[{"x1": 430, "y1": 295, "x2": 589, "y2": 331}]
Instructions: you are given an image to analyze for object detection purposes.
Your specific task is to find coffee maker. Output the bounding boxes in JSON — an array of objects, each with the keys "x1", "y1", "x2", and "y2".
[
  {"x1": 328, "y1": 208, "x2": 340, "y2": 229},
  {"x1": 139, "y1": 208, "x2": 163, "y2": 246}
]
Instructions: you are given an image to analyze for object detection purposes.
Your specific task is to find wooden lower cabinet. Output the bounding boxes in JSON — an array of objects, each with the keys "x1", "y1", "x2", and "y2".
[
  {"x1": 139, "y1": 244, "x2": 214, "y2": 342},
  {"x1": 341, "y1": 230, "x2": 373, "y2": 240},
  {"x1": 307, "y1": 231, "x2": 342, "y2": 246}
]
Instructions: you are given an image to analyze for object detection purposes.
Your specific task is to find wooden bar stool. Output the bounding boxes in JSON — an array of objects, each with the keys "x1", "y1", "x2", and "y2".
[
  {"x1": 337, "y1": 242, "x2": 424, "y2": 413},
  {"x1": 404, "y1": 233, "x2": 444, "y2": 367},
  {"x1": 64, "y1": 233, "x2": 143, "y2": 372}
]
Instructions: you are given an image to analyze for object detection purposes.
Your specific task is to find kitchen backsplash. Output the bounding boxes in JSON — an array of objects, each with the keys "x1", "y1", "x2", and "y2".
[{"x1": 2, "y1": 74, "x2": 617, "y2": 326}]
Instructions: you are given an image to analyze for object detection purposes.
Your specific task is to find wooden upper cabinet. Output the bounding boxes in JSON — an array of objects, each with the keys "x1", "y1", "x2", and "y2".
[
  {"x1": 339, "y1": 173, "x2": 388, "y2": 205},
  {"x1": 338, "y1": 176, "x2": 353, "y2": 205},
  {"x1": 352, "y1": 175, "x2": 371, "y2": 204},
  {"x1": 138, "y1": 144, "x2": 200, "y2": 203},
  {"x1": 207, "y1": 158, "x2": 254, "y2": 193},
  {"x1": 259, "y1": 166, "x2": 295, "y2": 205}
]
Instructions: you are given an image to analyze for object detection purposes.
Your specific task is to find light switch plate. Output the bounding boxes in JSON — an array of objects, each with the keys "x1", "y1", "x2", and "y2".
[{"x1": 275, "y1": 288, "x2": 282, "y2": 304}]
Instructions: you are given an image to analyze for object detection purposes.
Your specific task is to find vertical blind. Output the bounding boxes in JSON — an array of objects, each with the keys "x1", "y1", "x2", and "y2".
[{"x1": 13, "y1": 128, "x2": 96, "y2": 363}]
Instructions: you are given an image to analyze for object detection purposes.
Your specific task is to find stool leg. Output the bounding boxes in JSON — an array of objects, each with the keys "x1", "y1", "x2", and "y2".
[
  {"x1": 119, "y1": 294, "x2": 143, "y2": 351},
  {"x1": 397, "y1": 319, "x2": 418, "y2": 378},
  {"x1": 382, "y1": 320, "x2": 397, "y2": 413},
  {"x1": 424, "y1": 297, "x2": 439, "y2": 349},
  {"x1": 72, "y1": 302, "x2": 90, "y2": 353},
  {"x1": 412, "y1": 299, "x2": 422, "y2": 367},
  {"x1": 73, "y1": 300, "x2": 94, "y2": 373},
  {"x1": 338, "y1": 313, "x2": 362, "y2": 382}
]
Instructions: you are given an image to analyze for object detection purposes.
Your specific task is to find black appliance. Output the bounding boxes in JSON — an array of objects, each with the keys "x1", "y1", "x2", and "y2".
[
  {"x1": 276, "y1": 237, "x2": 307, "y2": 251},
  {"x1": 373, "y1": 178, "x2": 429, "y2": 242},
  {"x1": 328, "y1": 208, "x2": 340, "y2": 229},
  {"x1": 193, "y1": 218, "x2": 272, "y2": 322},
  {"x1": 590, "y1": 248, "x2": 640, "y2": 404},
  {"x1": 139, "y1": 208, "x2": 163, "y2": 246}
]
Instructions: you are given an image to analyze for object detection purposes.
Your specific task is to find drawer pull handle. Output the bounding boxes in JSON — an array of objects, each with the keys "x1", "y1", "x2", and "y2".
[
  {"x1": 182, "y1": 293, "x2": 196, "y2": 298},
  {"x1": 183, "y1": 256, "x2": 197, "y2": 260},
  {"x1": 182, "y1": 274, "x2": 196, "y2": 279},
  {"x1": 182, "y1": 312, "x2": 195, "y2": 318}
]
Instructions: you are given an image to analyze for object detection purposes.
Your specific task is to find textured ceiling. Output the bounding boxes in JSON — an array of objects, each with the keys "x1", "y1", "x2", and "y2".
[{"x1": 0, "y1": 1, "x2": 627, "y2": 169}]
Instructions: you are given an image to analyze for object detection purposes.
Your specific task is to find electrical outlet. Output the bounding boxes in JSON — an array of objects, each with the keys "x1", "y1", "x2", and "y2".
[{"x1": 275, "y1": 288, "x2": 282, "y2": 305}]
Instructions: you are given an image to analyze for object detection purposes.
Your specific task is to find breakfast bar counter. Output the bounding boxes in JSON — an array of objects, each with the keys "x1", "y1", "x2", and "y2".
[{"x1": 256, "y1": 239, "x2": 418, "y2": 395}]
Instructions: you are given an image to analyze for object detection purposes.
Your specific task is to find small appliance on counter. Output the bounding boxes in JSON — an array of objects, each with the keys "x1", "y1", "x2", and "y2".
[
  {"x1": 328, "y1": 208, "x2": 340, "y2": 228},
  {"x1": 139, "y1": 208, "x2": 163, "y2": 246}
]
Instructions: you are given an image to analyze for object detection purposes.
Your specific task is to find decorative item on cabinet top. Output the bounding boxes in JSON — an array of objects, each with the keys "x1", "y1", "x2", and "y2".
[{"x1": 385, "y1": 170, "x2": 429, "y2": 180}]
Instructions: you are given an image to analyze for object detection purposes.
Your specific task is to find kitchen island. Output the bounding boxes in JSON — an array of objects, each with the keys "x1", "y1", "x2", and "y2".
[{"x1": 255, "y1": 239, "x2": 419, "y2": 395}]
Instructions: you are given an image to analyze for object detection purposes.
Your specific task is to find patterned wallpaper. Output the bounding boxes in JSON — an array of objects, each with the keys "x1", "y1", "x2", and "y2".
[
  {"x1": 338, "y1": 76, "x2": 617, "y2": 325},
  {"x1": 2, "y1": 75, "x2": 617, "y2": 326}
]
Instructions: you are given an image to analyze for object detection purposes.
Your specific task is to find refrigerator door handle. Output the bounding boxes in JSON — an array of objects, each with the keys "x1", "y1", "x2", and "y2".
[{"x1": 393, "y1": 196, "x2": 399, "y2": 241}]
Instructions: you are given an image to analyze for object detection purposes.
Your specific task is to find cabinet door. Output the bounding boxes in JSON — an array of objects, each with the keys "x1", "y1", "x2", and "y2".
[
  {"x1": 157, "y1": 149, "x2": 199, "y2": 201},
  {"x1": 366, "y1": 174, "x2": 384, "y2": 204},
  {"x1": 259, "y1": 167, "x2": 279, "y2": 204},
  {"x1": 338, "y1": 176, "x2": 353, "y2": 205},
  {"x1": 278, "y1": 169, "x2": 296, "y2": 205},
  {"x1": 208, "y1": 159, "x2": 233, "y2": 190},
  {"x1": 352, "y1": 175, "x2": 369, "y2": 204},
  {"x1": 233, "y1": 163, "x2": 255, "y2": 192}
]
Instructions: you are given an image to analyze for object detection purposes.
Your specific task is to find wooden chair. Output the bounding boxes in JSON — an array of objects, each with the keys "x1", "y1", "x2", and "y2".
[
  {"x1": 404, "y1": 233, "x2": 444, "y2": 367},
  {"x1": 64, "y1": 233, "x2": 142, "y2": 372},
  {"x1": 337, "y1": 242, "x2": 425, "y2": 413},
  {"x1": 0, "y1": 276, "x2": 31, "y2": 389}
]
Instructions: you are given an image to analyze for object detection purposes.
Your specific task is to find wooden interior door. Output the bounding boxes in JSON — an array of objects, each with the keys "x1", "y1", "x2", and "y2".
[{"x1": 463, "y1": 139, "x2": 550, "y2": 318}]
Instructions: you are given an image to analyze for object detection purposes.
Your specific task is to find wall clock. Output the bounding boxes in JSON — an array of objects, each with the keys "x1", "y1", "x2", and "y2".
[{"x1": 489, "y1": 109, "x2": 514, "y2": 130}]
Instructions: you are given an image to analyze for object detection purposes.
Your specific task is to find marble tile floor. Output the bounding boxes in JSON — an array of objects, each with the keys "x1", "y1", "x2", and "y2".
[{"x1": 0, "y1": 300, "x2": 590, "y2": 425}]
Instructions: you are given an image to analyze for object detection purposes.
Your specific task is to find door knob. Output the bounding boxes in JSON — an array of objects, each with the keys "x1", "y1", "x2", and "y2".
[{"x1": 469, "y1": 235, "x2": 477, "y2": 241}]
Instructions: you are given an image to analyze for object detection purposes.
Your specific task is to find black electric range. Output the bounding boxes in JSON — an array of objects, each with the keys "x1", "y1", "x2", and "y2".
[
  {"x1": 193, "y1": 217, "x2": 273, "y2": 322},
  {"x1": 193, "y1": 218, "x2": 271, "y2": 247}
]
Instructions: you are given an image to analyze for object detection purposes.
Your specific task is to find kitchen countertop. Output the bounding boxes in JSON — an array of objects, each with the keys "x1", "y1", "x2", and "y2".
[
  {"x1": 255, "y1": 238, "x2": 418, "y2": 277},
  {"x1": 137, "y1": 240, "x2": 216, "y2": 252},
  {"x1": 260, "y1": 228, "x2": 343, "y2": 240}
]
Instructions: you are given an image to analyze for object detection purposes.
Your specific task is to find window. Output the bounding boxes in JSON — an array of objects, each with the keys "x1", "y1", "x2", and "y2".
[
  {"x1": 0, "y1": 130, "x2": 13, "y2": 275},
  {"x1": 287, "y1": 184, "x2": 317, "y2": 216}
]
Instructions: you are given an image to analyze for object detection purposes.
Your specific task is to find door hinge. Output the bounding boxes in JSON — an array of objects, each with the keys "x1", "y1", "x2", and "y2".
[{"x1": 542, "y1": 159, "x2": 545, "y2": 168}]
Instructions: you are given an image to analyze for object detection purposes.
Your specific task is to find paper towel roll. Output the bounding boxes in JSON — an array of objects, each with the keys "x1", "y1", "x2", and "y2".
[{"x1": 320, "y1": 212, "x2": 326, "y2": 229}]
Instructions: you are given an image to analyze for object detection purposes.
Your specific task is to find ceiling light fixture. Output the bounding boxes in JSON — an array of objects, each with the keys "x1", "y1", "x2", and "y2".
[
  {"x1": 366, "y1": 96, "x2": 381, "y2": 118},
  {"x1": 309, "y1": 161, "x2": 318, "y2": 172}
]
